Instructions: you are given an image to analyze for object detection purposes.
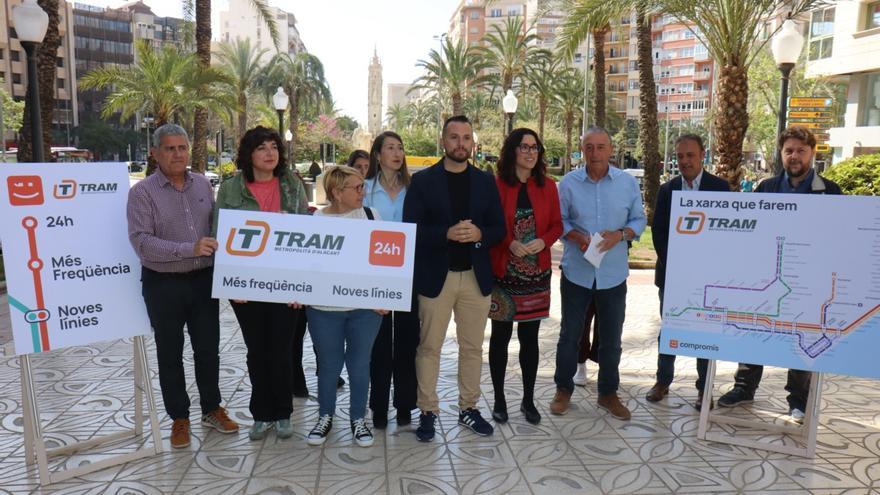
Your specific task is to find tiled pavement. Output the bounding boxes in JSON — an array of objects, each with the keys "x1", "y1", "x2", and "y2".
[{"x1": 0, "y1": 268, "x2": 879, "y2": 494}]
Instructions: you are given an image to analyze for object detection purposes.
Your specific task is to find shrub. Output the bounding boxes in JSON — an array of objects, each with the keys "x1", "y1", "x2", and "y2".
[{"x1": 823, "y1": 153, "x2": 880, "y2": 196}]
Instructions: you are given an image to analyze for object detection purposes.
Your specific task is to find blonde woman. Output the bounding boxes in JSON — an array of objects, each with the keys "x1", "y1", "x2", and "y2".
[{"x1": 305, "y1": 166, "x2": 388, "y2": 447}]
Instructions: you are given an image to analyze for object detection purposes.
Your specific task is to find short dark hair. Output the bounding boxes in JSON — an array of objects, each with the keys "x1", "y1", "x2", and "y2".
[
  {"x1": 235, "y1": 126, "x2": 286, "y2": 182},
  {"x1": 778, "y1": 126, "x2": 816, "y2": 150},
  {"x1": 442, "y1": 115, "x2": 472, "y2": 136},
  {"x1": 366, "y1": 131, "x2": 411, "y2": 187},
  {"x1": 675, "y1": 133, "x2": 705, "y2": 151},
  {"x1": 496, "y1": 128, "x2": 547, "y2": 187},
  {"x1": 346, "y1": 149, "x2": 369, "y2": 168}
]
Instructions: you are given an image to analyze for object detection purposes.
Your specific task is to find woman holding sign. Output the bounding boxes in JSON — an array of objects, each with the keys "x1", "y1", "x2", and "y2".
[
  {"x1": 363, "y1": 132, "x2": 420, "y2": 429},
  {"x1": 306, "y1": 166, "x2": 387, "y2": 448},
  {"x1": 488, "y1": 128, "x2": 562, "y2": 425},
  {"x1": 213, "y1": 126, "x2": 309, "y2": 441}
]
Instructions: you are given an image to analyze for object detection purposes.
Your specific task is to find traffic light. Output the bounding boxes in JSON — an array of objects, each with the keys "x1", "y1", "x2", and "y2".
[{"x1": 476, "y1": 144, "x2": 483, "y2": 160}]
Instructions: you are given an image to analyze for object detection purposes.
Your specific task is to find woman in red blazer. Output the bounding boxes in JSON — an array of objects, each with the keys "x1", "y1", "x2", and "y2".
[{"x1": 489, "y1": 128, "x2": 562, "y2": 425}]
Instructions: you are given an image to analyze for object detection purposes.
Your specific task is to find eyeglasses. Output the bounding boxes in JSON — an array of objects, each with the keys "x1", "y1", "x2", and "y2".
[
  {"x1": 517, "y1": 144, "x2": 541, "y2": 153},
  {"x1": 342, "y1": 183, "x2": 364, "y2": 193}
]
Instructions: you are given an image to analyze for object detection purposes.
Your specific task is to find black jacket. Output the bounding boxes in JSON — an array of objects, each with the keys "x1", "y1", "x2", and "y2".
[
  {"x1": 652, "y1": 172, "x2": 730, "y2": 289},
  {"x1": 402, "y1": 161, "x2": 506, "y2": 298},
  {"x1": 754, "y1": 171, "x2": 842, "y2": 195}
]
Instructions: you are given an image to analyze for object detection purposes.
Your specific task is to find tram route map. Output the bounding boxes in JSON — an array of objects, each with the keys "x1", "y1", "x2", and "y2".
[{"x1": 659, "y1": 191, "x2": 880, "y2": 379}]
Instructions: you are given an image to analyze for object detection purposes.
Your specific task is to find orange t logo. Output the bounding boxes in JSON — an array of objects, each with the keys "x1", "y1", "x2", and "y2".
[{"x1": 226, "y1": 220, "x2": 271, "y2": 256}]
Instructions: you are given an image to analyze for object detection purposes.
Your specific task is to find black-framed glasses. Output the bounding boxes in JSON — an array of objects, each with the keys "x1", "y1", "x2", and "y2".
[{"x1": 517, "y1": 144, "x2": 541, "y2": 153}]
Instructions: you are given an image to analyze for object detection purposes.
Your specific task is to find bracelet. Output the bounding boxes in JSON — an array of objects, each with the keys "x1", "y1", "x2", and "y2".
[{"x1": 619, "y1": 229, "x2": 627, "y2": 242}]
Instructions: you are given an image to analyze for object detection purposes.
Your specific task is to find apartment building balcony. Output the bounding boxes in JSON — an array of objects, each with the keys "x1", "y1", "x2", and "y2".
[
  {"x1": 691, "y1": 108, "x2": 708, "y2": 117},
  {"x1": 693, "y1": 71, "x2": 712, "y2": 81},
  {"x1": 693, "y1": 89, "x2": 709, "y2": 99}
]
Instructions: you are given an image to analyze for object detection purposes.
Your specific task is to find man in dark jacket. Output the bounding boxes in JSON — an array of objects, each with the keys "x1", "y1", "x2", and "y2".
[
  {"x1": 403, "y1": 115, "x2": 505, "y2": 442},
  {"x1": 647, "y1": 134, "x2": 730, "y2": 410},
  {"x1": 717, "y1": 126, "x2": 842, "y2": 423}
]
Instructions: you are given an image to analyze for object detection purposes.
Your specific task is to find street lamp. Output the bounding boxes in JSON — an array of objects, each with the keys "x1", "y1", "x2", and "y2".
[
  {"x1": 12, "y1": 0, "x2": 49, "y2": 162},
  {"x1": 143, "y1": 116, "x2": 154, "y2": 159},
  {"x1": 502, "y1": 89, "x2": 518, "y2": 137},
  {"x1": 284, "y1": 128, "x2": 293, "y2": 166},
  {"x1": 272, "y1": 86, "x2": 288, "y2": 133},
  {"x1": 771, "y1": 19, "x2": 805, "y2": 174}
]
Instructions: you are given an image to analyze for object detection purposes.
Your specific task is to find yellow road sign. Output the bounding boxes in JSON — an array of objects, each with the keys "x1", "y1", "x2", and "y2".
[
  {"x1": 789, "y1": 97, "x2": 833, "y2": 107},
  {"x1": 788, "y1": 117, "x2": 835, "y2": 124},
  {"x1": 815, "y1": 144, "x2": 831, "y2": 152},
  {"x1": 815, "y1": 133, "x2": 830, "y2": 141},
  {"x1": 793, "y1": 122, "x2": 831, "y2": 130},
  {"x1": 788, "y1": 111, "x2": 833, "y2": 119}
]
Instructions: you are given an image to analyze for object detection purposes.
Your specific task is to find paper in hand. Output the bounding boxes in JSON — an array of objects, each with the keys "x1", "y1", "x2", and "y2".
[{"x1": 582, "y1": 231, "x2": 606, "y2": 268}]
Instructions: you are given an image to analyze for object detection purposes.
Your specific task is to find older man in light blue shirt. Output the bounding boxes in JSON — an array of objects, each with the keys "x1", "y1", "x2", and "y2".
[{"x1": 550, "y1": 127, "x2": 646, "y2": 421}]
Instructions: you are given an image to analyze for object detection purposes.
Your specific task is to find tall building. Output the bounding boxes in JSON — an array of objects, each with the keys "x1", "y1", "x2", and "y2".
[
  {"x1": 0, "y1": 0, "x2": 78, "y2": 147},
  {"x1": 367, "y1": 49, "x2": 382, "y2": 138},
  {"x1": 652, "y1": 14, "x2": 714, "y2": 125},
  {"x1": 448, "y1": 0, "x2": 538, "y2": 47},
  {"x1": 805, "y1": 1, "x2": 880, "y2": 160},
  {"x1": 218, "y1": 0, "x2": 306, "y2": 63},
  {"x1": 386, "y1": 83, "x2": 416, "y2": 110},
  {"x1": 72, "y1": 3, "x2": 133, "y2": 125}
]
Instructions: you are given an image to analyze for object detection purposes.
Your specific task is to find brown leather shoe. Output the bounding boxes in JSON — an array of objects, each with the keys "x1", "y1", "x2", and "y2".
[
  {"x1": 597, "y1": 394, "x2": 631, "y2": 420},
  {"x1": 645, "y1": 383, "x2": 669, "y2": 403},
  {"x1": 695, "y1": 393, "x2": 714, "y2": 412},
  {"x1": 201, "y1": 407, "x2": 239, "y2": 433},
  {"x1": 170, "y1": 418, "x2": 191, "y2": 448},
  {"x1": 549, "y1": 388, "x2": 572, "y2": 415}
]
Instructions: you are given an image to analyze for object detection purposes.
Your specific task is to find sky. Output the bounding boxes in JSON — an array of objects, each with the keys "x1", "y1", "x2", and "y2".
[{"x1": 83, "y1": 0, "x2": 457, "y2": 126}]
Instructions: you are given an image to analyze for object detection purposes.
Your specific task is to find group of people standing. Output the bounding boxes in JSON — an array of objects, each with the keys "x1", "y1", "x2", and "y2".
[{"x1": 127, "y1": 113, "x2": 838, "y2": 450}]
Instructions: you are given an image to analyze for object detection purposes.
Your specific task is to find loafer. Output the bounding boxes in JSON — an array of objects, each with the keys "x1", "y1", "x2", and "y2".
[
  {"x1": 550, "y1": 388, "x2": 572, "y2": 415},
  {"x1": 597, "y1": 393, "x2": 631, "y2": 420},
  {"x1": 520, "y1": 401, "x2": 541, "y2": 425},
  {"x1": 645, "y1": 383, "x2": 669, "y2": 403},
  {"x1": 492, "y1": 400, "x2": 508, "y2": 424}
]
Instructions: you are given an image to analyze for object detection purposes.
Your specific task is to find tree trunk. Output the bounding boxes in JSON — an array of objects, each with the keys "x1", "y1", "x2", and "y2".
[
  {"x1": 288, "y1": 86, "x2": 299, "y2": 164},
  {"x1": 237, "y1": 92, "x2": 247, "y2": 142},
  {"x1": 592, "y1": 26, "x2": 609, "y2": 129},
  {"x1": 637, "y1": 8, "x2": 662, "y2": 225},
  {"x1": 538, "y1": 98, "x2": 546, "y2": 140},
  {"x1": 451, "y1": 92, "x2": 463, "y2": 116},
  {"x1": 191, "y1": 0, "x2": 211, "y2": 173},
  {"x1": 714, "y1": 64, "x2": 748, "y2": 191},
  {"x1": 18, "y1": 0, "x2": 60, "y2": 162},
  {"x1": 563, "y1": 114, "x2": 573, "y2": 174}
]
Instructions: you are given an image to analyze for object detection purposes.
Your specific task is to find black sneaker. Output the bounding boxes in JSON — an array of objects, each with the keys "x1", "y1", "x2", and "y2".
[
  {"x1": 351, "y1": 418, "x2": 374, "y2": 447},
  {"x1": 717, "y1": 387, "x2": 754, "y2": 408},
  {"x1": 458, "y1": 408, "x2": 494, "y2": 436},
  {"x1": 416, "y1": 412, "x2": 436, "y2": 442},
  {"x1": 307, "y1": 414, "x2": 333, "y2": 446}
]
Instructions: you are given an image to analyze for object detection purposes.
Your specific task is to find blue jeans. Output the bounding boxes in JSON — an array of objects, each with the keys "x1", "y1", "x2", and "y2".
[
  {"x1": 656, "y1": 288, "x2": 708, "y2": 391},
  {"x1": 555, "y1": 274, "x2": 627, "y2": 396},
  {"x1": 306, "y1": 308, "x2": 382, "y2": 420}
]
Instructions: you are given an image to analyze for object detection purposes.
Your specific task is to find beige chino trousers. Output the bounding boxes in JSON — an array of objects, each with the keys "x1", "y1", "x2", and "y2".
[{"x1": 416, "y1": 269, "x2": 491, "y2": 412}]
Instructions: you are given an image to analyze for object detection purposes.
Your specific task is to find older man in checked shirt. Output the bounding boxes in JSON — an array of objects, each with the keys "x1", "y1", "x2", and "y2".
[{"x1": 127, "y1": 123, "x2": 238, "y2": 449}]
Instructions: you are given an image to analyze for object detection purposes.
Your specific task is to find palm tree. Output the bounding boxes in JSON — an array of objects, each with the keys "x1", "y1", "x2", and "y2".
[
  {"x1": 80, "y1": 41, "x2": 236, "y2": 173},
  {"x1": 18, "y1": 0, "x2": 61, "y2": 162},
  {"x1": 215, "y1": 38, "x2": 269, "y2": 142},
  {"x1": 190, "y1": 0, "x2": 280, "y2": 172},
  {"x1": 557, "y1": 0, "x2": 614, "y2": 128},
  {"x1": 524, "y1": 56, "x2": 563, "y2": 139},
  {"x1": 552, "y1": 67, "x2": 584, "y2": 174},
  {"x1": 660, "y1": 0, "x2": 823, "y2": 189},
  {"x1": 478, "y1": 17, "x2": 548, "y2": 129},
  {"x1": 386, "y1": 103, "x2": 409, "y2": 130},
  {"x1": 261, "y1": 52, "x2": 332, "y2": 158},
  {"x1": 413, "y1": 37, "x2": 490, "y2": 115}
]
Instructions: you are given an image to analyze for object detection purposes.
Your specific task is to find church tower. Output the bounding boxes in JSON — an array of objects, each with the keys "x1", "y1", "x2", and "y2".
[{"x1": 368, "y1": 49, "x2": 383, "y2": 138}]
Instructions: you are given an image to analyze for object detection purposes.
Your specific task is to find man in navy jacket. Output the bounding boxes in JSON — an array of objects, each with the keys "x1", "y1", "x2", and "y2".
[
  {"x1": 717, "y1": 126, "x2": 842, "y2": 424},
  {"x1": 403, "y1": 115, "x2": 505, "y2": 441},
  {"x1": 648, "y1": 134, "x2": 730, "y2": 411}
]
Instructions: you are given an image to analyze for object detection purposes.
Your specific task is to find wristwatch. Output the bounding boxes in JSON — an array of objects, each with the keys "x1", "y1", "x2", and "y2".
[{"x1": 619, "y1": 228, "x2": 628, "y2": 242}]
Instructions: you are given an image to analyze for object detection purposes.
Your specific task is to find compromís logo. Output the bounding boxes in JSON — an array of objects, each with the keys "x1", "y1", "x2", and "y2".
[
  {"x1": 7, "y1": 175, "x2": 44, "y2": 206},
  {"x1": 669, "y1": 339, "x2": 678, "y2": 349},
  {"x1": 226, "y1": 220, "x2": 271, "y2": 256},
  {"x1": 675, "y1": 211, "x2": 705, "y2": 234}
]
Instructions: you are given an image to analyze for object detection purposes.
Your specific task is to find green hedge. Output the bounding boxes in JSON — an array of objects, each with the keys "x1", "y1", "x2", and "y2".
[{"x1": 823, "y1": 153, "x2": 880, "y2": 196}]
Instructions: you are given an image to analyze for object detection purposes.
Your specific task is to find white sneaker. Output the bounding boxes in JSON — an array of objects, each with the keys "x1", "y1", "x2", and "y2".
[
  {"x1": 789, "y1": 408, "x2": 805, "y2": 424},
  {"x1": 573, "y1": 362, "x2": 588, "y2": 387}
]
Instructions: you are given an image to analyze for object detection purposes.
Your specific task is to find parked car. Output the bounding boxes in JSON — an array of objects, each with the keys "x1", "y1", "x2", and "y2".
[{"x1": 204, "y1": 170, "x2": 220, "y2": 186}]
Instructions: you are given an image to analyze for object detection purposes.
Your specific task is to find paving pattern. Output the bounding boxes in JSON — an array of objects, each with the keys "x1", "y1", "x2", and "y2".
[{"x1": 0, "y1": 269, "x2": 879, "y2": 494}]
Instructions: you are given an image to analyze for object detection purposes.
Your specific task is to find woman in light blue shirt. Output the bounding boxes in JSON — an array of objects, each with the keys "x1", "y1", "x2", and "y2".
[{"x1": 363, "y1": 131, "x2": 420, "y2": 428}]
